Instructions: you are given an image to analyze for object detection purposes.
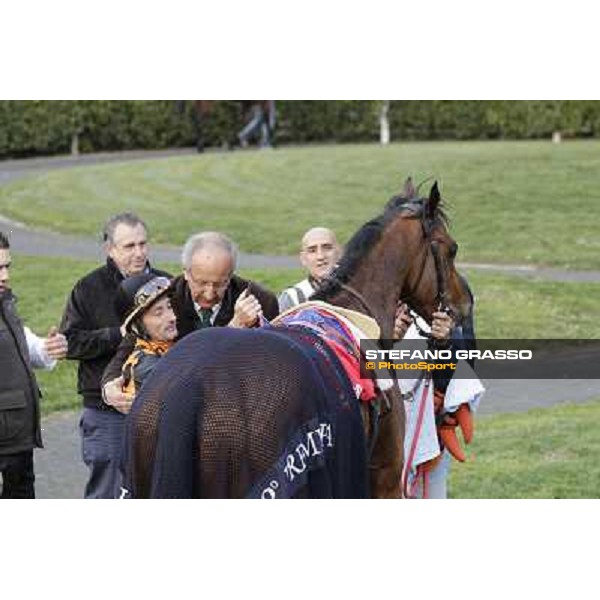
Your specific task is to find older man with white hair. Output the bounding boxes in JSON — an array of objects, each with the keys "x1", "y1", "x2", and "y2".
[
  {"x1": 278, "y1": 227, "x2": 341, "y2": 312},
  {"x1": 102, "y1": 232, "x2": 279, "y2": 415}
]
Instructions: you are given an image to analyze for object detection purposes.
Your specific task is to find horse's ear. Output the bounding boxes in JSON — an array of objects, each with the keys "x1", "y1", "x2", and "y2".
[
  {"x1": 426, "y1": 181, "x2": 441, "y2": 219},
  {"x1": 403, "y1": 177, "x2": 416, "y2": 199}
]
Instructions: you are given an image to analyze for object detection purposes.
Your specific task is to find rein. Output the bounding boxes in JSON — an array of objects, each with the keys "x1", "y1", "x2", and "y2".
[
  {"x1": 325, "y1": 210, "x2": 454, "y2": 454},
  {"x1": 316, "y1": 194, "x2": 456, "y2": 467},
  {"x1": 402, "y1": 220, "x2": 453, "y2": 339},
  {"x1": 402, "y1": 372, "x2": 431, "y2": 499},
  {"x1": 326, "y1": 280, "x2": 397, "y2": 459},
  {"x1": 306, "y1": 280, "x2": 394, "y2": 458},
  {"x1": 431, "y1": 240, "x2": 450, "y2": 311},
  {"x1": 334, "y1": 280, "x2": 378, "y2": 319}
]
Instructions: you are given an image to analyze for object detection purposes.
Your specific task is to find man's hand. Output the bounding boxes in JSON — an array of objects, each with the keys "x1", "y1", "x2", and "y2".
[
  {"x1": 393, "y1": 302, "x2": 413, "y2": 340},
  {"x1": 102, "y1": 376, "x2": 134, "y2": 414},
  {"x1": 44, "y1": 326, "x2": 68, "y2": 360},
  {"x1": 430, "y1": 311, "x2": 454, "y2": 341},
  {"x1": 229, "y1": 288, "x2": 263, "y2": 328}
]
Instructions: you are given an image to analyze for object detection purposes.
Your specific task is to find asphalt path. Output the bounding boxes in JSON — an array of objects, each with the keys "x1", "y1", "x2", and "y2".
[
  {"x1": 0, "y1": 149, "x2": 297, "y2": 269},
  {"x1": 1, "y1": 151, "x2": 598, "y2": 498},
  {"x1": 2, "y1": 149, "x2": 600, "y2": 278}
]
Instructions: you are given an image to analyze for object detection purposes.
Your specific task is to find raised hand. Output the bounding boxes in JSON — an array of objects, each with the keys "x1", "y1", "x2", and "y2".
[{"x1": 229, "y1": 288, "x2": 263, "y2": 328}]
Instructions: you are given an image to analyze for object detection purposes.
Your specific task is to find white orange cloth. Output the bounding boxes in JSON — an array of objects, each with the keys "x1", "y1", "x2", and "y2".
[{"x1": 399, "y1": 319, "x2": 485, "y2": 498}]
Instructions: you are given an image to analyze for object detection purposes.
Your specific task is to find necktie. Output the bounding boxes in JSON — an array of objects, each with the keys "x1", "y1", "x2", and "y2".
[{"x1": 197, "y1": 308, "x2": 213, "y2": 329}]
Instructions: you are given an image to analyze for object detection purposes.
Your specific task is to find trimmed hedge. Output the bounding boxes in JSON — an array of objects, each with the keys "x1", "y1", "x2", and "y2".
[
  {"x1": 387, "y1": 100, "x2": 600, "y2": 140},
  {"x1": 0, "y1": 101, "x2": 196, "y2": 157},
  {"x1": 1, "y1": 100, "x2": 599, "y2": 158}
]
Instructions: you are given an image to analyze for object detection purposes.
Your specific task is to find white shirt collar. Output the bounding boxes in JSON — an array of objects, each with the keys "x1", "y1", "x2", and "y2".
[{"x1": 193, "y1": 302, "x2": 220, "y2": 323}]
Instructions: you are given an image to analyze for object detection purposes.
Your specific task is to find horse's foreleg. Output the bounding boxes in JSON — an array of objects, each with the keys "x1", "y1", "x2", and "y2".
[{"x1": 366, "y1": 387, "x2": 405, "y2": 499}]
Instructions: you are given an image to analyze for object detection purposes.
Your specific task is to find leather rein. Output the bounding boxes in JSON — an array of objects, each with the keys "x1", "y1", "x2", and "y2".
[
  {"x1": 330, "y1": 217, "x2": 452, "y2": 453},
  {"x1": 334, "y1": 219, "x2": 452, "y2": 335}
]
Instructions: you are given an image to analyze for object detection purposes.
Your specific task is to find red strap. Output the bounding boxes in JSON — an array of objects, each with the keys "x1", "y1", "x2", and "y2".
[{"x1": 402, "y1": 375, "x2": 431, "y2": 499}]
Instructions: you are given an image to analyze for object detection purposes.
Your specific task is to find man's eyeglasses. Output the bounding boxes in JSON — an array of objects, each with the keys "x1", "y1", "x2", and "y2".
[{"x1": 187, "y1": 272, "x2": 231, "y2": 292}]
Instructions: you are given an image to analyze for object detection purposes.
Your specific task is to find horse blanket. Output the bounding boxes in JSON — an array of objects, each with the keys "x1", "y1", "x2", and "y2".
[{"x1": 121, "y1": 325, "x2": 369, "y2": 498}]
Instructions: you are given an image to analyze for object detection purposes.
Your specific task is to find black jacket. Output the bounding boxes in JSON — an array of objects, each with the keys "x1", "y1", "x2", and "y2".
[
  {"x1": 102, "y1": 273, "x2": 279, "y2": 385},
  {"x1": 60, "y1": 258, "x2": 170, "y2": 410},
  {"x1": 0, "y1": 291, "x2": 42, "y2": 455},
  {"x1": 170, "y1": 273, "x2": 279, "y2": 337}
]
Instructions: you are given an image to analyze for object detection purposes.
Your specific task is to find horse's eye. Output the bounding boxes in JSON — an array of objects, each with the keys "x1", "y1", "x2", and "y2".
[{"x1": 449, "y1": 242, "x2": 458, "y2": 259}]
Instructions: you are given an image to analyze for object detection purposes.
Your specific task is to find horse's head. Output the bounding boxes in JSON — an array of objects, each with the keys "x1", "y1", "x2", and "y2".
[
  {"x1": 385, "y1": 178, "x2": 471, "y2": 326},
  {"x1": 312, "y1": 177, "x2": 470, "y2": 339}
]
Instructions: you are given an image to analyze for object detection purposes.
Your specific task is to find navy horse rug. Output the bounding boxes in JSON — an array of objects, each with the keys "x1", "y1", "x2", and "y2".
[{"x1": 122, "y1": 325, "x2": 369, "y2": 498}]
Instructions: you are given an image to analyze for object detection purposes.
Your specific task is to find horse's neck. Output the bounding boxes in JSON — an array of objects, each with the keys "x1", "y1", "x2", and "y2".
[
  {"x1": 336, "y1": 293, "x2": 389, "y2": 340},
  {"x1": 328, "y1": 260, "x2": 406, "y2": 340}
]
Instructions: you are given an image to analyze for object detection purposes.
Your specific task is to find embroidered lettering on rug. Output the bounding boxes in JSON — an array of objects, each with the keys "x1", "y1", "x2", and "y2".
[{"x1": 248, "y1": 418, "x2": 335, "y2": 499}]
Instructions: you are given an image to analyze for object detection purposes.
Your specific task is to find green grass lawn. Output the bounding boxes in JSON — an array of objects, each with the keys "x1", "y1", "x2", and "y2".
[
  {"x1": 10, "y1": 254, "x2": 599, "y2": 498},
  {"x1": 450, "y1": 399, "x2": 600, "y2": 498},
  {"x1": 464, "y1": 269, "x2": 600, "y2": 339},
  {"x1": 9, "y1": 255, "x2": 600, "y2": 415},
  {"x1": 2, "y1": 141, "x2": 600, "y2": 269}
]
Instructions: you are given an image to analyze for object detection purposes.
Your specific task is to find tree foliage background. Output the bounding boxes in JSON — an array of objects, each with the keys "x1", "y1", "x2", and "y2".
[{"x1": 1, "y1": 100, "x2": 599, "y2": 158}]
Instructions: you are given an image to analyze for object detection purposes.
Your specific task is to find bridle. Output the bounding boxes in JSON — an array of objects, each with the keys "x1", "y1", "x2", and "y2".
[
  {"x1": 332, "y1": 210, "x2": 454, "y2": 340},
  {"x1": 401, "y1": 212, "x2": 455, "y2": 340},
  {"x1": 334, "y1": 280, "x2": 376, "y2": 319},
  {"x1": 322, "y1": 200, "x2": 456, "y2": 456}
]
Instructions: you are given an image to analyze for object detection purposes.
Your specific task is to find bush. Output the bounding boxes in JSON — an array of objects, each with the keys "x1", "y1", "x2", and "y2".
[{"x1": 1, "y1": 100, "x2": 599, "y2": 158}]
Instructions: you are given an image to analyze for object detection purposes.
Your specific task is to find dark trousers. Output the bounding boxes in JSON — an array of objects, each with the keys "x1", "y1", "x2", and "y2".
[
  {"x1": 80, "y1": 407, "x2": 126, "y2": 499},
  {"x1": 0, "y1": 450, "x2": 35, "y2": 499}
]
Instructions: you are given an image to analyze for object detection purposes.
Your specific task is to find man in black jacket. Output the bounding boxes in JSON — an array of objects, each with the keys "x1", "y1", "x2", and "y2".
[
  {"x1": 102, "y1": 231, "x2": 279, "y2": 404},
  {"x1": 60, "y1": 213, "x2": 169, "y2": 499},
  {"x1": 1, "y1": 232, "x2": 68, "y2": 498}
]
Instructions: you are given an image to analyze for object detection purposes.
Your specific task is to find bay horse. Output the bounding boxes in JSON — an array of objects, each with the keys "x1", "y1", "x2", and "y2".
[
  {"x1": 122, "y1": 179, "x2": 470, "y2": 498},
  {"x1": 178, "y1": 101, "x2": 275, "y2": 152}
]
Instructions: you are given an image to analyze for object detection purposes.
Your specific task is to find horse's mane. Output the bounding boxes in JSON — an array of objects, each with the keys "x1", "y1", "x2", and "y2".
[
  {"x1": 312, "y1": 193, "x2": 447, "y2": 302},
  {"x1": 312, "y1": 215, "x2": 387, "y2": 300}
]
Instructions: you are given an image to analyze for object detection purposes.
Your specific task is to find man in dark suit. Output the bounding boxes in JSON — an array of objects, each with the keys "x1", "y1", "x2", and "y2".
[
  {"x1": 102, "y1": 231, "x2": 279, "y2": 409},
  {"x1": 60, "y1": 213, "x2": 170, "y2": 498}
]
